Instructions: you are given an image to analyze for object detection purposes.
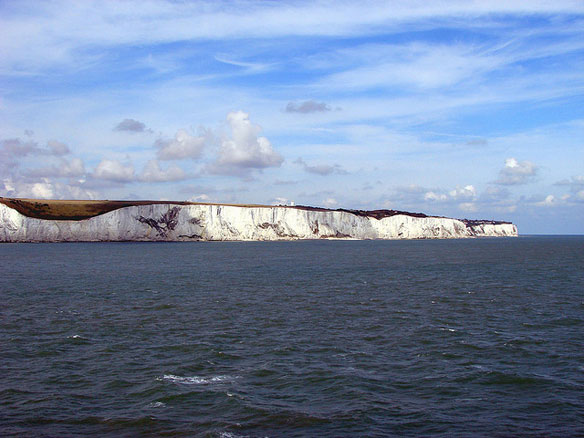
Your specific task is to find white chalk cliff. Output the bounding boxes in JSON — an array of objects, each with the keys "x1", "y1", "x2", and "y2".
[{"x1": 0, "y1": 202, "x2": 517, "y2": 242}]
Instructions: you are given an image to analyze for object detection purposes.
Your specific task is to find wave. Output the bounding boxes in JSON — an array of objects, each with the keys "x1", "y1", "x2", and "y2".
[{"x1": 160, "y1": 374, "x2": 238, "y2": 385}]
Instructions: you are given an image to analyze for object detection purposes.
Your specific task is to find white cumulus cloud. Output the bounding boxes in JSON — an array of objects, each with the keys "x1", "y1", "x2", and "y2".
[
  {"x1": 322, "y1": 197, "x2": 338, "y2": 208},
  {"x1": 1, "y1": 178, "x2": 97, "y2": 200},
  {"x1": 31, "y1": 182, "x2": 54, "y2": 199},
  {"x1": 424, "y1": 191, "x2": 448, "y2": 201},
  {"x1": 188, "y1": 194, "x2": 211, "y2": 202},
  {"x1": 1, "y1": 138, "x2": 72, "y2": 158},
  {"x1": 93, "y1": 159, "x2": 135, "y2": 182},
  {"x1": 156, "y1": 129, "x2": 206, "y2": 161},
  {"x1": 47, "y1": 140, "x2": 70, "y2": 155},
  {"x1": 555, "y1": 175, "x2": 584, "y2": 192},
  {"x1": 495, "y1": 157, "x2": 538, "y2": 185},
  {"x1": 294, "y1": 157, "x2": 347, "y2": 176},
  {"x1": 534, "y1": 194, "x2": 556, "y2": 207},
  {"x1": 139, "y1": 160, "x2": 186, "y2": 182},
  {"x1": 459, "y1": 202, "x2": 478, "y2": 212},
  {"x1": 26, "y1": 157, "x2": 85, "y2": 178},
  {"x1": 449, "y1": 185, "x2": 476, "y2": 200},
  {"x1": 114, "y1": 118, "x2": 150, "y2": 133},
  {"x1": 285, "y1": 100, "x2": 332, "y2": 113},
  {"x1": 211, "y1": 111, "x2": 283, "y2": 174}
]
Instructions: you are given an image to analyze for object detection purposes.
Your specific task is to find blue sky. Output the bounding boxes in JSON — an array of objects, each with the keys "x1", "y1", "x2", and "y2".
[{"x1": 1, "y1": 0, "x2": 583, "y2": 233}]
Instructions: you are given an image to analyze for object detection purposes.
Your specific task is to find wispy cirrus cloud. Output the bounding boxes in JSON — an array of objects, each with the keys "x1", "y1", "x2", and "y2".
[
  {"x1": 214, "y1": 55, "x2": 274, "y2": 74},
  {"x1": 319, "y1": 43, "x2": 504, "y2": 91},
  {"x1": 2, "y1": 1, "x2": 582, "y2": 74}
]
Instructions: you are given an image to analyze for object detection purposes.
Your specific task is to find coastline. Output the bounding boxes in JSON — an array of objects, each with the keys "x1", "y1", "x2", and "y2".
[{"x1": 0, "y1": 197, "x2": 517, "y2": 242}]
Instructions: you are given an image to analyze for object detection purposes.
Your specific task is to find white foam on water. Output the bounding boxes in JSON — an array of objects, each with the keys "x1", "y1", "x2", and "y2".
[
  {"x1": 161, "y1": 374, "x2": 237, "y2": 385},
  {"x1": 439, "y1": 327, "x2": 457, "y2": 332},
  {"x1": 219, "y1": 433, "x2": 269, "y2": 438},
  {"x1": 147, "y1": 401, "x2": 166, "y2": 408},
  {"x1": 470, "y1": 364, "x2": 489, "y2": 371}
]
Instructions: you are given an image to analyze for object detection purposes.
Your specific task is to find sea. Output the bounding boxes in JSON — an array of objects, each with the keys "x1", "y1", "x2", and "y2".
[{"x1": 1, "y1": 236, "x2": 583, "y2": 437}]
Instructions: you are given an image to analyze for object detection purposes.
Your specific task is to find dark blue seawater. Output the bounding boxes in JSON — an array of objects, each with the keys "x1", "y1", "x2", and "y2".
[{"x1": 1, "y1": 237, "x2": 583, "y2": 437}]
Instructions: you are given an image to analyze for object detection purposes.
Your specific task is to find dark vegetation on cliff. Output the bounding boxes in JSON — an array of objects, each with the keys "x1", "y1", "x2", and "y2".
[
  {"x1": 0, "y1": 197, "x2": 511, "y2": 225},
  {"x1": 295, "y1": 205, "x2": 510, "y2": 225}
]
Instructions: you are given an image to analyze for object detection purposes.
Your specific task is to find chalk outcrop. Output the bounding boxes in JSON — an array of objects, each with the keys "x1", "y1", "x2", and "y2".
[{"x1": 0, "y1": 200, "x2": 517, "y2": 242}]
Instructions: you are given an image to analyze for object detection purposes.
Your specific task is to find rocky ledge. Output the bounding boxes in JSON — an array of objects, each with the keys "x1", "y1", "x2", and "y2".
[{"x1": 0, "y1": 198, "x2": 517, "y2": 242}]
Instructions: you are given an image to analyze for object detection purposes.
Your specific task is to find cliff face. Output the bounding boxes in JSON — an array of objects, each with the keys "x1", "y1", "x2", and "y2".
[{"x1": 0, "y1": 202, "x2": 517, "y2": 242}]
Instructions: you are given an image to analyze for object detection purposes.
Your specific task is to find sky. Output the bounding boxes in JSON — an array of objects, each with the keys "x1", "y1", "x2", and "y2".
[{"x1": 0, "y1": 0, "x2": 583, "y2": 234}]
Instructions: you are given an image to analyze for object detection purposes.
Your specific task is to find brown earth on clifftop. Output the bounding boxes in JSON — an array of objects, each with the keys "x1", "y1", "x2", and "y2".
[
  {"x1": 0, "y1": 198, "x2": 190, "y2": 221},
  {"x1": 0, "y1": 197, "x2": 511, "y2": 225},
  {"x1": 0, "y1": 198, "x2": 266, "y2": 221}
]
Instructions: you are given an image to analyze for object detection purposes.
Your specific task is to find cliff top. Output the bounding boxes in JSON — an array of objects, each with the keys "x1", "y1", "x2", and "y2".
[{"x1": 0, "y1": 197, "x2": 511, "y2": 225}]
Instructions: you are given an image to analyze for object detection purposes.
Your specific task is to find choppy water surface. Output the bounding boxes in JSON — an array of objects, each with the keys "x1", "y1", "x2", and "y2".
[{"x1": 1, "y1": 237, "x2": 583, "y2": 437}]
